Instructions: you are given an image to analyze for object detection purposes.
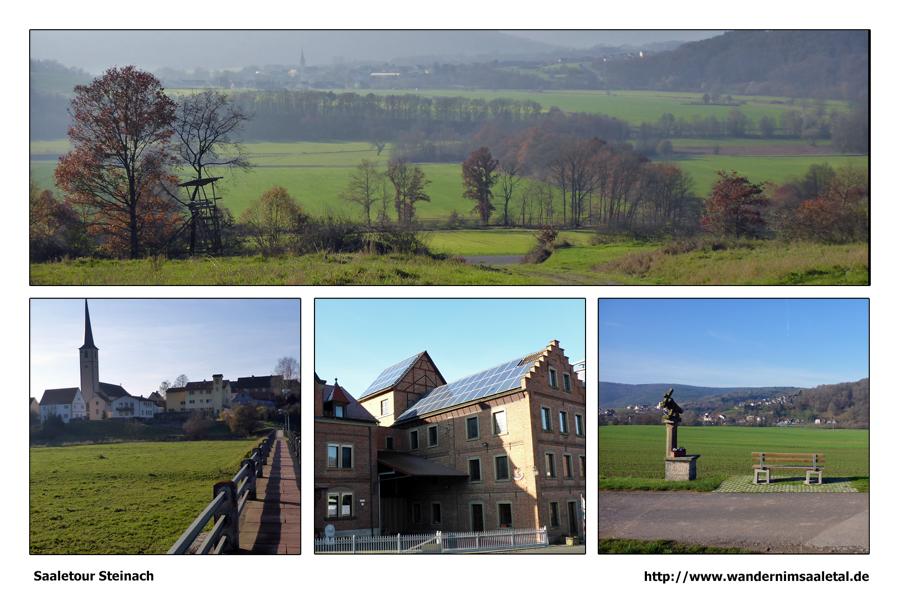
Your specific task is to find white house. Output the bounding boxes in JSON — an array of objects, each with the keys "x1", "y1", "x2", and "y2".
[
  {"x1": 39, "y1": 387, "x2": 86, "y2": 423},
  {"x1": 109, "y1": 395, "x2": 159, "y2": 419}
]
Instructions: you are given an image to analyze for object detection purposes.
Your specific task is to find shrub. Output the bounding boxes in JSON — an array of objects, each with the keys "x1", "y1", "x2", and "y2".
[
  {"x1": 223, "y1": 405, "x2": 259, "y2": 437},
  {"x1": 523, "y1": 226, "x2": 558, "y2": 264},
  {"x1": 182, "y1": 412, "x2": 215, "y2": 440}
]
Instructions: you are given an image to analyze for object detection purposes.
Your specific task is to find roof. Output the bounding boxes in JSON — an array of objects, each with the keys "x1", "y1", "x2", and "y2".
[
  {"x1": 234, "y1": 375, "x2": 279, "y2": 389},
  {"x1": 40, "y1": 387, "x2": 81, "y2": 406},
  {"x1": 378, "y1": 451, "x2": 467, "y2": 478},
  {"x1": 80, "y1": 300, "x2": 97, "y2": 350},
  {"x1": 97, "y1": 382, "x2": 130, "y2": 400},
  {"x1": 360, "y1": 352, "x2": 426, "y2": 399},
  {"x1": 394, "y1": 347, "x2": 544, "y2": 423},
  {"x1": 323, "y1": 383, "x2": 376, "y2": 422}
]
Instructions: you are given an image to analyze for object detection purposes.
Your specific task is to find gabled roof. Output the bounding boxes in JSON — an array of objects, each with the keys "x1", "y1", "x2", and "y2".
[
  {"x1": 394, "y1": 344, "x2": 552, "y2": 424},
  {"x1": 97, "y1": 382, "x2": 130, "y2": 400},
  {"x1": 234, "y1": 375, "x2": 279, "y2": 389},
  {"x1": 359, "y1": 351, "x2": 436, "y2": 400},
  {"x1": 40, "y1": 388, "x2": 81, "y2": 406},
  {"x1": 323, "y1": 382, "x2": 377, "y2": 422}
]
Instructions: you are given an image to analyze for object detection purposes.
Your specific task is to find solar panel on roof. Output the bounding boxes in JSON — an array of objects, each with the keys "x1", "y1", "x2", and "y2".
[
  {"x1": 360, "y1": 352, "x2": 424, "y2": 398},
  {"x1": 395, "y1": 351, "x2": 541, "y2": 422}
]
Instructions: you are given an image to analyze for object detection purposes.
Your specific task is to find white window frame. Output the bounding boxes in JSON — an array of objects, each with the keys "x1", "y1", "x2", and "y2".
[
  {"x1": 575, "y1": 414, "x2": 584, "y2": 437},
  {"x1": 541, "y1": 406, "x2": 552, "y2": 432},
  {"x1": 548, "y1": 367, "x2": 559, "y2": 389},
  {"x1": 492, "y1": 409, "x2": 508, "y2": 435},
  {"x1": 380, "y1": 398, "x2": 391, "y2": 416},
  {"x1": 559, "y1": 410, "x2": 569, "y2": 434}
]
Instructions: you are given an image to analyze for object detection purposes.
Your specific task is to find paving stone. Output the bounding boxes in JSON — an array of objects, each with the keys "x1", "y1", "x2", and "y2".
[{"x1": 713, "y1": 475, "x2": 857, "y2": 493}]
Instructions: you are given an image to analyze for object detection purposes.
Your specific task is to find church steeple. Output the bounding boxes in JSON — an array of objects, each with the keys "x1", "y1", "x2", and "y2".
[{"x1": 81, "y1": 300, "x2": 97, "y2": 350}]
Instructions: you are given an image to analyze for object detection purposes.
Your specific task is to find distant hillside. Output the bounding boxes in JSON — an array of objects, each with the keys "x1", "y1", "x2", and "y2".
[
  {"x1": 602, "y1": 378, "x2": 869, "y2": 428},
  {"x1": 602, "y1": 30, "x2": 869, "y2": 100},
  {"x1": 600, "y1": 382, "x2": 798, "y2": 408}
]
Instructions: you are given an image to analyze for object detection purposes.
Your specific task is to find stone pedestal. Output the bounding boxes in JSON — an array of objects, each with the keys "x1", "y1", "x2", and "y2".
[
  {"x1": 665, "y1": 455, "x2": 700, "y2": 481},
  {"x1": 664, "y1": 420, "x2": 678, "y2": 458}
]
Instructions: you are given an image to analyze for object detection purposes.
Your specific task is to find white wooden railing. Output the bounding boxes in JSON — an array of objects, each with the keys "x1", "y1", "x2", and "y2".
[{"x1": 314, "y1": 527, "x2": 548, "y2": 554}]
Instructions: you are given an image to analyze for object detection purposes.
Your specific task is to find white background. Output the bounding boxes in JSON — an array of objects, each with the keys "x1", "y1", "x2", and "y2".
[{"x1": 2, "y1": 2, "x2": 896, "y2": 598}]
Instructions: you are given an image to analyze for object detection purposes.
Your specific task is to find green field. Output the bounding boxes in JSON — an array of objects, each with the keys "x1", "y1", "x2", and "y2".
[
  {"x1": 327, "y1": 88, "x2": 850, "y2": 125},
  {"x1": 30, "y1": 139, "x2": 868, "y2": 222},
  {"x1": 29, "y1": 239, "x2": 868, "y2": 285},
  {"x1": 30, "y1": 439, "x2": 260, "y2": 554},
  {"x1": 599, "y1": 425, "x2": 869, "y2": 491}
]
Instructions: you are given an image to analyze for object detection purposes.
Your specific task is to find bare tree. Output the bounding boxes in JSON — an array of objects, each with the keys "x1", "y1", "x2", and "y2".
[
  {"x1": 159, "y1": 380, "x2": 171, "y2": 396},
  {"x1": 386, "y1": 159, "x2": 431, "y2": 226},
  {"x1": 273, "y1": 357, "x2": 300, "y2": 381},
  {"x1": 342, "y1": 159, "x2": 384, "y2": 227},
  {"x1": 174, "y1": 90, "x2": 250, "y2": 181},
  {"x1": 498, "y1": 161, "x2": 522, "y2": 227},
  {"x1": 173, "y1": 374, "x2": 189, "y2": 388},
  {"x1": 462, "y1": 147, "x2": 500, "y2": 226}
]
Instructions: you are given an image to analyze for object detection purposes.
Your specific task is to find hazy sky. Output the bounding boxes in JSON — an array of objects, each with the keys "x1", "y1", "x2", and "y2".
[
  {"x1": 599, "y1": 299, "x2": 868, "y2": 388},
  {"x1": 316, "y1": 299, "x2": 585, "y2": 397},
  {"x1": 30, "y1": 299, "x2": 300, "y2": 399},
  {"x1": 29, "y1": 30, "x2": 721, "y2": 72}
]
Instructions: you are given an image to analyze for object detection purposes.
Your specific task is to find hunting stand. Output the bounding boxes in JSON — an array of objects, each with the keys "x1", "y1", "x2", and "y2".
[{"x1": 178, "y1": 175, "x2": 224, "y2": 256}]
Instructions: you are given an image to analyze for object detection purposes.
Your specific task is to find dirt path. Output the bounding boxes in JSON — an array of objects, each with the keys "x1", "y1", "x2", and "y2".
[{"x1": 599, "y1": 490, "x2": 868, "y2": 553}]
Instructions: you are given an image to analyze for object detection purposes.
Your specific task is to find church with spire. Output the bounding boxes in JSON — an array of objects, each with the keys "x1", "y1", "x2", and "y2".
[{"x1": 38, "y1": 300, "x2": 162, "y2": 422}]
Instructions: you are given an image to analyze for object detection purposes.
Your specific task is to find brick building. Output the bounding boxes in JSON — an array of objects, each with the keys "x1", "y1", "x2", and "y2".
[{"x1": 314, "y1": 340, "x2": 586, "y2": 543}]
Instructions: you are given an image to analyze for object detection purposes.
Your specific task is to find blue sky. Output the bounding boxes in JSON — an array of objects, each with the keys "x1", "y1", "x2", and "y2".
[
  {"x1": 599, "y1": 299, "x2": 868, "y2": 388},
  {"x1": 316, "y1": 299, "x2": 585, "y2": 397},
  {"x1": 31, "y1": 299, "x2": 300, "y2": 398}
]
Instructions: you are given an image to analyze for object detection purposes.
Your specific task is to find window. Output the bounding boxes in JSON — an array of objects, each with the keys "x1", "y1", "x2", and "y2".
[
  {"x1": 492, "y1": 410, "x2": 507, "y2": 435},
  {"x1": 575, "y1": 414, "x2": 584, "y2": 437},
  {"x1": 549, "y1": 367, "x2": 558, "y2": 389},
  {"x1": 498, "y1": 503, "x2": 513, "y2": 528},
  {"x1": 334, "y1": 404, "x2": 344, "y2": 418},
  {"x1": 563, "y1": 372, "x2": 572, "y2": 392},
  {"x1": 579, "y1": 455, "x2": 586, "y2": 477},
  {"x1": 328, "y1": 444, "x2": 352, "y2": 469},
  {"x1": 563, "y1": 454, "x2": 574, "y2": 479},
  {"x1": 427, "y1": 425, "x2": 439, "y2": 447},
  {"x1": 380, "y1": 398, "x2": 391, "y2": 416},
  {"x1": 494, "y1": 455, "x2": 510, "y2": 481},
  {"x1": 327, "y1": 492, "x2": 354, "y2": 518},
  {"x1": 431, "y1": 502, "x2": 442, "y2": 525},
  {"x1": 549, "y1": 502, "x2": 560, "y2": 527},
  {"x1": 559, "y1": 411, "x2": 569, "y2": 434},
  {"x1": 466, "y1": 415, "x2": 479, "y2": 440},
  {"x1": 385, "y1": 436, "x2": 394, "y2": 450},
  {"x1": 541, "y1": 407, "x2": 552, "y2": 432},
  {"x1": 327, "y1": 444, "x2": 339, "y2": 468},
  {"x1": 545, "y1": 453, "x2": 557, "y2": 478},
  {"x1": 409, "y1": 430, "x2": 419, "y2": 450},
  {"x1": 468, "y1": 458, "x2": 482, "y2": 482},
  {"x1": 412, "y1": 503, "x2": 422, "y2": 524}
]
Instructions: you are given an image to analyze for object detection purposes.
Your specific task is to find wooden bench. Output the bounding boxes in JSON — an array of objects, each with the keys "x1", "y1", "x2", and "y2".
[{"x1": 752, "y1": 452, "x2": 824, "y2": 485}]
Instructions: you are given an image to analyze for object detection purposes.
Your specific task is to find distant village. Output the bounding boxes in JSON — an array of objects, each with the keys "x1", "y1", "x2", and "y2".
[
  {"x1": 30, "y1": 301, "x2": 299, "y2": 424},
  {"x1": 601, "y1": 392, "x2": 838, "y2": 427}
]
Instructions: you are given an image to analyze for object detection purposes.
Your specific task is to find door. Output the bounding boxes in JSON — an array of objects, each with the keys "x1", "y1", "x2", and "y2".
[
  {"x1": 470, "y1": 503, "x2": 484, "y2": 532},
  {"x1": 567, "y1": 501, "x2": 578, "y2": 536}
]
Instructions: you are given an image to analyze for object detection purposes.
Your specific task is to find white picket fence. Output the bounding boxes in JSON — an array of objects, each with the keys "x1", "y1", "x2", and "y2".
[{"x1": 314, "y1": 527, "x2": 548, "y2": 554}]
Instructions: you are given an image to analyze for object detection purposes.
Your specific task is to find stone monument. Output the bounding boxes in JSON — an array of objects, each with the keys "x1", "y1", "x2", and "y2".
[{"x1": 658, "y1": 388, "x2": 699, "y2": 480}]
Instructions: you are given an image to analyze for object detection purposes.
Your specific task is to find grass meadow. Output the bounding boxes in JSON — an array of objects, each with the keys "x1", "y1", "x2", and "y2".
[
  {"x1": 599, "y1": 425, "x2": 869, "y2": 492},
  {"x1": 30, "y1": 139, "x2": 868, "y2": 222},
  {"x1": 30, "y1": 439, "x2": 261, "y2": 554}
]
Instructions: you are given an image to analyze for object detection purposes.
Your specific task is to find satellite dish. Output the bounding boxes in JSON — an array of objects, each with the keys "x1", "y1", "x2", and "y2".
[{"x1": 324, "y1": 524, "x2": 335, "y2": 539}]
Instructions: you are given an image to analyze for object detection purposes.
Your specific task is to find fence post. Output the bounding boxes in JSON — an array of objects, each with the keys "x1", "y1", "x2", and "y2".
[
  {"x1": 213, "y1": 480, "x2": 240, "y2": 553},
  {"x1": 351, "y1": 535, "x2": 356, "y2": 554},
  {"x1": 475, "y1": 531, "x2": 480, "y2": 550},
  {"x1": 437, "y1": 530, "x2": 443, "y2": 553},
  {"x1": 397, "y1": 533, "x2": 401, "y2": 553},
  {"x1": 241, "y1": 458, "x2": 257, "y2": 500}
]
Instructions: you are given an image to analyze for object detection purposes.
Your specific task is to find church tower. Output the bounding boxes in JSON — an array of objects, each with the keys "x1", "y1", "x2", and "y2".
[{"x1": 79, "y1": 300, "x2": 101, "y2": 419}]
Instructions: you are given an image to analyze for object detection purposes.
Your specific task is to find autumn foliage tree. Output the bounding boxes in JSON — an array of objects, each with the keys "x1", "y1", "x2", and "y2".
[
  {"x1": 54, "y1": 66, "x2": 179, "y2": 258},
  {"x1": 240, "y1": 186, "x2": 304, "y2": 255},
  {"x1": 29, "y1": 181, "x2": 88, "y2": 260},
  {"x1": 701, "y1": 171, "x2": 769, "y2": 238},
  {"x1": 461, "y1": 147, "x2": 500, "y2": 225}
]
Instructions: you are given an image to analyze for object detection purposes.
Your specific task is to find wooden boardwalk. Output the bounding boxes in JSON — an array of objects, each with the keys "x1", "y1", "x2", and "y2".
[{"x1": 237, "y1": 430, "x2": 301, "y2": 554}]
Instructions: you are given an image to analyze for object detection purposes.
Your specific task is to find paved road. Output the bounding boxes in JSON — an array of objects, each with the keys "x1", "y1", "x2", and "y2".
[
  {"x1": 599, "y1": 491, "x2": 868, "y2": 553},
  {"x1": 237, "y1": 431, "x2": 301, "y2": 554}
]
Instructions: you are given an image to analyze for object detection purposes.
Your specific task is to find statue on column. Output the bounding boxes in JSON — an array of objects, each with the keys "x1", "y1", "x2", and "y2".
[{"x1": 657, "y1": 388, "x2": 683, "y2": 423}]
